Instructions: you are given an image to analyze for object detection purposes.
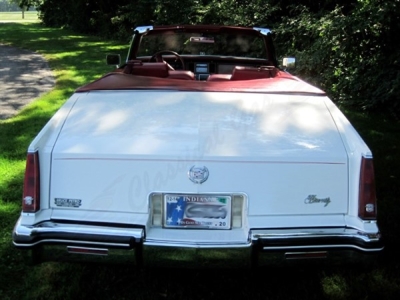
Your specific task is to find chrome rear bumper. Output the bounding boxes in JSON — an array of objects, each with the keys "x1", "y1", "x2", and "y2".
[
  {"x1": 13, "y1": 217, "x2": 383, "y2": 266},
  {"x1": 250, "y1": 228, "x2": 383, "y2": 266},
  {"x1": 251, "y1": 228, "x2": 383, "y2": 252}
]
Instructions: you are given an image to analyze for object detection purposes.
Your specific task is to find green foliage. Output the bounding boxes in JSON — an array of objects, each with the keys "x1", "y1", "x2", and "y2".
[
  {"x1": 200, "y1": 0, "x2": 276, "y2": 26},
  {"x1": 0, "y1": 0, "x2": 18, "y2": 11},
  {"x1": 1, "y1": 0, "x2": 36, "y2": 10},
  {"x1": 30, "y1": 0, "x2": 400, "y2": 117},
  {"x1": 272, "y1": 0, "x2": 400, "y2": 117}
]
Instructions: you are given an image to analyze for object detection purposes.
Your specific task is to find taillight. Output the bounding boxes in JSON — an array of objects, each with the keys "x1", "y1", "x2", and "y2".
[
  {"x1": 358, "y1": 157, "x2": 377, "y2": 220},
  {"x1": 22, "y1": 151, "x2": 40, "y2": 213}
]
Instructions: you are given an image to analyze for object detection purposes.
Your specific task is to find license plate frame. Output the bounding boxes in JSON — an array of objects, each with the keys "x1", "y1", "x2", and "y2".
[{"x1": 163, "y1": 194, "x2": 231, "y2": 229}]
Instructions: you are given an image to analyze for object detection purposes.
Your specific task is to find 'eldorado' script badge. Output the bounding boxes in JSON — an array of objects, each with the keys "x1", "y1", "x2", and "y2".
[
  {"x1": 304, "y1": 195, "x2": 331, "y2": 207},
  {"x1": 188, "y1": 166, "x2": 209, "y2": 184}
]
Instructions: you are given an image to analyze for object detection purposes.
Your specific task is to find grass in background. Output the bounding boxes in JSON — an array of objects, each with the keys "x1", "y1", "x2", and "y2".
[
  {"x1": 0, "y1": 11, "x2": 39, "y2": 22},
  {"x1": 1, "y1": 21, "x2": 400, "y2": 300}
]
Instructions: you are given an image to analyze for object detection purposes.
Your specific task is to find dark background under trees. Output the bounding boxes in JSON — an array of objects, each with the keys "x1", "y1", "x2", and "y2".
[{"x1": 12, "y1": 0, "x2": 400, "y2": 118}]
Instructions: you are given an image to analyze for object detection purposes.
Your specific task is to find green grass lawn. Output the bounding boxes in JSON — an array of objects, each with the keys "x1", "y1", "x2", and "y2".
[
  {"x1": 1, "y1": 22, "x2": 400, "y2": 300},
  {"x1": 0, "y1": 11, "x2": 39, "y2": 22}
]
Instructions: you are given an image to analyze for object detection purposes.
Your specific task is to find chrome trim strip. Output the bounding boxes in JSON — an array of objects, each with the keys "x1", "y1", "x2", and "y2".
[
  {"x1": 264, "y1": 244, "x2": 383, "y2": 252},
  {"x1": 134, "y1": 26, "x2": 153, "y2": 34},
  {"x1": 14, "y1": 239, "x2": 131, "y2": 248},
  {"x1": 144, "y1": 240, "x2": 250, "y2": 249},
  {"x1": 253, "y1": 27, "x2": 271, "y2": 35},
  {"x1": 251, "y1": 228, "x2": 381, "y2": 242},
  {"x1": 251, "y1": 228, "x2": 383, "y2": 252}
]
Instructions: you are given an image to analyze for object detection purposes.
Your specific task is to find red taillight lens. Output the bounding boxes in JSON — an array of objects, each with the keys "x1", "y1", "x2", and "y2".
[
  {"x1": 22, "y1": 151, "x2": 40, "y2": 213},
  {"x1": 358, "y1": 157, "x2": 377, "y2": 220}
]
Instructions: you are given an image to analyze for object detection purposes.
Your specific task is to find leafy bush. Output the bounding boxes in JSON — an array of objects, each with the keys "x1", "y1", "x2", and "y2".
[
  {"x1": 273, "y1": 1, "x2": 400, "y2": 117},
  {"x1": 30, "y1": 0, "x2": 400, "y2": 117}
]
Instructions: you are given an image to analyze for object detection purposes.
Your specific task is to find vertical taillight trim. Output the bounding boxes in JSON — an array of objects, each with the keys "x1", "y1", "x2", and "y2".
[
  {"x1": 358, "y1": 156, "x2": 377, "y2": 220},
  {"x1": 22, "y1": 151, "x2": 40, "y2": 213}
]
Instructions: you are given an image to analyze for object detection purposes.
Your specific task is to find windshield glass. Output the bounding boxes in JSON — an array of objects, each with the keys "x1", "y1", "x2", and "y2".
[{"x1": 137, "y1": 32, "x2": 267, "y2": 59}]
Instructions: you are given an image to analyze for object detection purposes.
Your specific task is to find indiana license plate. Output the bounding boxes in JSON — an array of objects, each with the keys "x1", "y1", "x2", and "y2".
[{"x1": 163, "y1": 194, "x2": 231, "y2": 229}]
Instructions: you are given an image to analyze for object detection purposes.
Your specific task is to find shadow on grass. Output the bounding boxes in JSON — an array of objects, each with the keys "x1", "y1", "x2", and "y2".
[{"x1": 8, "y1": 258, "x2": 398, "y2": 300}]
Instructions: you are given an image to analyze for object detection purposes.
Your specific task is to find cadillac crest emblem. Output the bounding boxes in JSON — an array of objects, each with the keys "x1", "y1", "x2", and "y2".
[{"x1": 188, "y1": 165, "x2": 209, "y2": 184}]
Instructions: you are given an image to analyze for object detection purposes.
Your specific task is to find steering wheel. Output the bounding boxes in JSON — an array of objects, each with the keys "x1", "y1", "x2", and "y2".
[{"x1": 150, "y1": 50, "x2": 185, "y2": 70}]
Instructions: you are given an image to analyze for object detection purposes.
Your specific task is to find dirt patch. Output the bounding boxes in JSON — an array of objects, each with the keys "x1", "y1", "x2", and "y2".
[{"x1": 0, "y1": 44, "x2": 55, "y2": 119}]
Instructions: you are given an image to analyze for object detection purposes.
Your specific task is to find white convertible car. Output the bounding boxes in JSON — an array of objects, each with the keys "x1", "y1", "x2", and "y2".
[{"x1": 13, "y1": 25, "x2": 383, "y2": 266}]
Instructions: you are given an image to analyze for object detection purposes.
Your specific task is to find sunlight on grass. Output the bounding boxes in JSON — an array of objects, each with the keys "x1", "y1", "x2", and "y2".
[
  {"x1": 370, "y1": 269, "x2": 400, "y2": 296},
  {"x1": 0, "y1": 161, "x2": 25, "y2": 203},
  {"x1": 321, "y1": 274, "x2": 349, "y2": 299},
  {"x1": 0, "y1": 11, "x2": 39, "y2": 23},
  {"x1": 0, "y1": 200, "x2": 19, "y2": 214},
  {"x1": 0, "y1": 159, "x2": 24, "y2": 181}
]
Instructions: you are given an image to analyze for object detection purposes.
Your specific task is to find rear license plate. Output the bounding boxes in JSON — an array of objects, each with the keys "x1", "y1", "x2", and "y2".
[{"x1": 164, "y1": 194, "x2": 231, "y2": 229}]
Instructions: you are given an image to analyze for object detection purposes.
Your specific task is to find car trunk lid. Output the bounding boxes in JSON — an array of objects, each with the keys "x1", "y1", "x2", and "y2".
[{"x1": 50, "y1": 91, "x2": 348, "y2": 216}]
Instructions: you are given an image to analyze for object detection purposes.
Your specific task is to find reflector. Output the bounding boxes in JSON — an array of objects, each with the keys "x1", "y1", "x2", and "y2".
[
  {"x1": 67, "y1": 246, "x2": 108, "y2": 256},
  {"x1": 151, "y1": 193, "x2": 162, "y2": 226}
]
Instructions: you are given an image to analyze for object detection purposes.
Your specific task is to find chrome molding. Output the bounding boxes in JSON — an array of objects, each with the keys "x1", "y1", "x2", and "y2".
[
  {"x1": 251, "y1": 228, "x2": 381, "y2": 242},
  {"x1": 253, "y1": 27, "x2": 271, "y2": 35},
  {"x1": 144, "y1": 240, "x2": 250, "y2": 249},
  {"x1": 15, "y1": 239, "x2": 132, "y2": 248},
  {"x1": 261, "y1": 244, "x2": 381, "y2": 252},
  {"x1": 251, "y1": 228, "x2": 383, "y2": 252},
  {"x1": 134, "y1": 26, "x2": 153, "y2": 34}
]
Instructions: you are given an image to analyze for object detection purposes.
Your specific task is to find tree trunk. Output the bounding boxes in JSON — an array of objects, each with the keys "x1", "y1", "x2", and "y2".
[{"x1": 22, "y1": 6, "x2": 26, "y2": 19}]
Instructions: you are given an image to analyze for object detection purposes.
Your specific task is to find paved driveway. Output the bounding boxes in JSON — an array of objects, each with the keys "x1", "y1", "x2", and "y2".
[{"x1": 0, "y1": 44, "x2": 55, "y2": 119}]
